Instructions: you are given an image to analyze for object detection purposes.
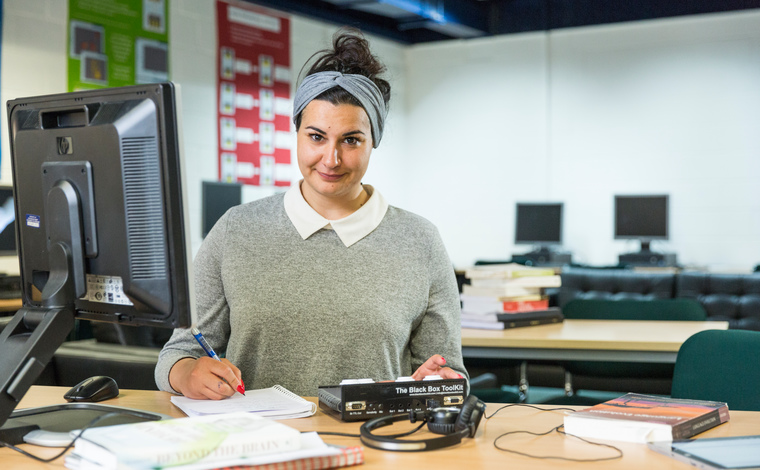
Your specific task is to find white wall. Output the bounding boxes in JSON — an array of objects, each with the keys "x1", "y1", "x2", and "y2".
[
  {"x1": 550, "y1": 12, "x2": 760, "y2": 270},
  {"x1": 404, "y1": 33, "x2": 549, "y2": 266},
  {"x1": 2, "y1": 1, "x2": 759, "y2": 273},
  {"x1": 405, "y1": 10, "x2": 760, "y2": 271}
]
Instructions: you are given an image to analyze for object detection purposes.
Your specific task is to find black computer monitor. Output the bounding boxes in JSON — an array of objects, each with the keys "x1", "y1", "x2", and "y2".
[
  {"x1": 0, "y1": 83, "x2": 194, "y2": 443},
  {"x1": 614, "y1": 195, "x2": 668, "y2": 252},
  {"x1": 514, "y1": 202, "x2": 563, "y2": 252},
  {"x1": 202, "y1": 181, "x2": 242, "y2": 238},
  {"x1": 0, "y1": 186, "x2": 17, "y2": 256}
]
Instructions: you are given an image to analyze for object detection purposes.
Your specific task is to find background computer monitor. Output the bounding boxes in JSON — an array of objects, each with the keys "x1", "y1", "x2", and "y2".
[
  {"x1": 0, "y1": 82, "x2": 193, "y2": 442},
  {"x1": 614, "y1": 194, "x2": 669, "y2": 252},
  {"x1": 514, "y1": 202, "x2": 563, "y2": 252},
  {"x1": 202, "y1": 181, "x2": 242, "y2": 238}
]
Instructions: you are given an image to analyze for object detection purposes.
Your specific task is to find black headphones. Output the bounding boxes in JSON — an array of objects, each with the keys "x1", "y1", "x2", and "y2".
[{"x1": 359, "y1": 394, "x2": 486, "y2": 451}]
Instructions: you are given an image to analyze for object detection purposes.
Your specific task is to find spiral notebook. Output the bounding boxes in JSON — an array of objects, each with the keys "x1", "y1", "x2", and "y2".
[{"x1": 170, "y1": 385, "x2": 317, "y2": 420}]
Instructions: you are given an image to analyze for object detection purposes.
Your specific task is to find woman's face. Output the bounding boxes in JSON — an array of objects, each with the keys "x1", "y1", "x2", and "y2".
[{"x1": 297, "y1": 100, "x2": 373, "y2": 204}]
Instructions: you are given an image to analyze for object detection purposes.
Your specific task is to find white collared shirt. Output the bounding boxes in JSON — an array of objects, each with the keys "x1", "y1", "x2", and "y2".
[{"x1": 283, "y1": 181, "x2": 389, "y2": 247}]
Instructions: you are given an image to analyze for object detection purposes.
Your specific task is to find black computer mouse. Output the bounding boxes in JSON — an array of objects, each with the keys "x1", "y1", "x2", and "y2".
[{"x1": 64, "y1": 376, "x2": 120, "y2": 402}]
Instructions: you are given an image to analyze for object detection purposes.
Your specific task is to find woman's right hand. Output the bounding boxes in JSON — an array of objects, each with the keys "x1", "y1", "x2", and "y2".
[{"x1": 168, "y1": 357, "x2": 243, "y2": 400}]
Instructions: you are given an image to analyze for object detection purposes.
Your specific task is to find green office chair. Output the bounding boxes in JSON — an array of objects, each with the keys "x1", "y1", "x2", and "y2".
[
  {"x1": 542, "y1": 298, "x2": 707, "y2": 405},
  {"x1": 671, "y1": 329, "x2": 760, "y2": 411}
]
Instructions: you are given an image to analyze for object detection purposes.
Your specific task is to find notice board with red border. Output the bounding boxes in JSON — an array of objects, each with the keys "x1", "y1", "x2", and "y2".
[{"x1": 217, "y1": 0, "x2": 291, "y2": 187}]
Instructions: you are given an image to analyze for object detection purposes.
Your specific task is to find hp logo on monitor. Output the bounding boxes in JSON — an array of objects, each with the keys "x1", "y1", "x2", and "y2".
[{"x1": 57, "y1": 137, "x2": 73, "y2": 155}]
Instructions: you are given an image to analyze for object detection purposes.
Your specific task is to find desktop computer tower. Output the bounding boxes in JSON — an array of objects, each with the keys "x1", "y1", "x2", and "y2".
[{"x1": 618, "y1": 252, "x2": 678, "y2": 267}]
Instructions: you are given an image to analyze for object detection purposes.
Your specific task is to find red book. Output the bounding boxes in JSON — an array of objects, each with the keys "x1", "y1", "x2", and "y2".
[
  {"x1": 460, "y1": 294, "x2": 548, "y2": 314},
  {"x1": 502, "y1": 298, "x2": 550, "y2": 312}
]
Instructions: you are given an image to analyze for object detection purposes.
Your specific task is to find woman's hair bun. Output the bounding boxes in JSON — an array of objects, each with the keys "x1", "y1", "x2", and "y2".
[{"x1": 302, "y1": 27, "x2": 391, "y2": 104}]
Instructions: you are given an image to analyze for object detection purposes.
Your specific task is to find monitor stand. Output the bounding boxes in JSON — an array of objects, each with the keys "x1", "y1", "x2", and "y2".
[
  {"x1": 618, "y1": 241, "x2": 678, "y2": 267},
  {"x1": 619, "y1": 251, "x2": 678, "y2": 267}
]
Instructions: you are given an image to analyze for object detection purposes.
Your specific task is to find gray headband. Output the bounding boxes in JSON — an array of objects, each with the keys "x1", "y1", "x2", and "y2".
[{"x1": 293, "y1": 71, "x2": 387, "y2": 148}]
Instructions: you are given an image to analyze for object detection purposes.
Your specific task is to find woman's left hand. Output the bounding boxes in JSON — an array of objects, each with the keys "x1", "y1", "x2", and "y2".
[{"x1": 412, "y1": 354, "x2": 464, "y2": 380}]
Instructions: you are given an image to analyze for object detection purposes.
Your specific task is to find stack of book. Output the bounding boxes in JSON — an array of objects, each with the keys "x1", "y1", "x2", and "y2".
[
  {"x1": 460, "y1": 263, "x2": 562, "y2": 330},
  {"x1": 64, "y1": 412, "x2": 363, "y2": 470}
]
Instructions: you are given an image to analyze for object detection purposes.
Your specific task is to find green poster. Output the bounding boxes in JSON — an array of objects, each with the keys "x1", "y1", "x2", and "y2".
[{"x1": 68, "y1": 0, "x2": 169, "y2": 91}]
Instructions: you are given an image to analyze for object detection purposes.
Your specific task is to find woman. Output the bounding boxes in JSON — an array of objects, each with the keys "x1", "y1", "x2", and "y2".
[{"x1": 155, "y1": 29, "x2": 467, "y2": 399}]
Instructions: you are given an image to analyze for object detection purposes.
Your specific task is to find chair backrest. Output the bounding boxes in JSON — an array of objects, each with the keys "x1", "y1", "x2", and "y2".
[
  {"x1": 562, "y1": 298, "x2": 707, "y2": 321},
  {"x1": 671, "y1": 329, "x2": 760, "y2": 411},
  {"x1": 559, "y1": 268, "x2": 676, "y2": 307},
  {"x1": 676, "y1": 271, "x2": 760, "y2": 331}
]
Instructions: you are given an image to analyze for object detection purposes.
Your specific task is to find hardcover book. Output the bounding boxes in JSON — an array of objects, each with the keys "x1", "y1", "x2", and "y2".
[
  {"x1": 216, "y1": 444, "x2": 364, "y2": 470},
  {"x1": 462, "y1": 284, "x2": 542, "y2": 298},
  {"x1": 69, "y1": 412, "x2": 302, "y2": 469},
  {"x1": 464, "y1": 263, "x2": 556, "y2": 279},
  {"x1": 460, "y1": 294, "x2": 547, "y2": 316},
  {"x1": 468, "y1": 275, "x2": 561, "y2": 289},
  {"x1": 563, "y1": 393, "x2": 730, "y2": 443},
  {"x1": 461, "y1": 308, "x2": 564, "y2": 330},
  {"x1": 500, "y1": 298, "x2": 549, "y2": 313}
]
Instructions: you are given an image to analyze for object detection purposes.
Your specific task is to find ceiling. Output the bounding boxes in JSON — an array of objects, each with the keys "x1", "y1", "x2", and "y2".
[{"x1": 245, "y1": 0, "x2": 760, "y2": 44}]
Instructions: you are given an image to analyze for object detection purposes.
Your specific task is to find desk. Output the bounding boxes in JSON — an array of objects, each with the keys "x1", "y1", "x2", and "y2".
[
  {"x1": 6, "y1": 386, "x2": 760, "y2": 469},
  {"x1": 0, "y1": 297, "x2": 22, "y2": 313},
  {"x1": 462, "y1": 320, "x2": 729, "y2": 363}
]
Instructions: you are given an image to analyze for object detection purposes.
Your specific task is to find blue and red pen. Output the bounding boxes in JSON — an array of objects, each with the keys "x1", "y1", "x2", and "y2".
[{"x1": 191, "y1": 327, "x2": 246, "y2": 395}]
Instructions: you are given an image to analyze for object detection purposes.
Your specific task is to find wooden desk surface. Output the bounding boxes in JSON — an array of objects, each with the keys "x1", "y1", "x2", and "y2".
[
  {"x1": 461, "y1": 319, "x2": 729, "y2": 363},
  {"x1": 462, "y1": 320, "x2": 728, "y2": 351},
  {"x1": 6, "y1": 386, "x2": 760, "y2": 469},
  {"x1": 0, "y1": 297, "x2": 22, "y2": 312}
]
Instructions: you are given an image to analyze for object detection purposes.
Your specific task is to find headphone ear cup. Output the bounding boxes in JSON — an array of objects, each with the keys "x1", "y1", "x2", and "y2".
[
  {"x1": 454, "y1": 395, "x2": 480, "y2": 432},
  {"x1": 426, "y1": 407, "x2": 460, "y2": 435},
  {"x1": 427, "y1": 421, "x2": 456, "y2": 435}
]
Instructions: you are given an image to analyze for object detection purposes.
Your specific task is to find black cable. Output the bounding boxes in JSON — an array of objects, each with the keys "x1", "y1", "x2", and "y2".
[
  {"x1": 484, "y1": 403, "x2": 577, "y2": 419},
  {"x1": 493, "y1": 425, "x2": 623, "y2": 462},
  {"x1": 556, "y1": 425, "x2": 624, "y2": 461},
  {"x1": 485, "y1": 403, "x2": 624, "y2": 462},
  {"x1": 0, "y1": 411, "x2": 124, "y2": 463}
]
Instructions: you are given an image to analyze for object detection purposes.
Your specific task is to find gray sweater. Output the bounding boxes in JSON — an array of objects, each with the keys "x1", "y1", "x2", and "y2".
[{"x1": 155, "y1": 193, "x2": 466, "y2": 396}]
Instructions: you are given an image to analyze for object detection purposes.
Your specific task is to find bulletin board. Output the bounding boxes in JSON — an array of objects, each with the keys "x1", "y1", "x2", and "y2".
[
  {"x1": 68, "y1": 0, "x2": 169, "y2": 91},
  {"x1": 216, "y1": 0, "x2": 291, "y2": 187}
]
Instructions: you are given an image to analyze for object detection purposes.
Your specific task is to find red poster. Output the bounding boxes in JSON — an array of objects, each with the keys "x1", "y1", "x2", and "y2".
[{"x1": 217, "y1": 0, "x2": 291, "y2": 186}]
